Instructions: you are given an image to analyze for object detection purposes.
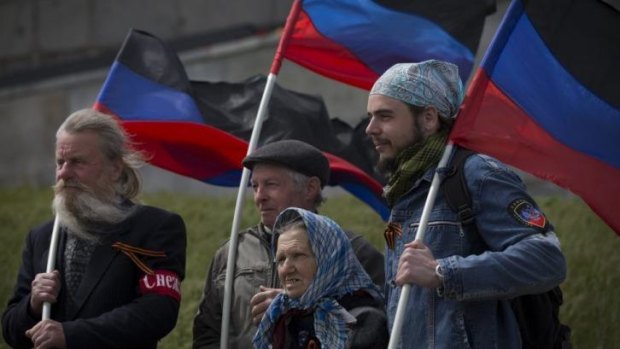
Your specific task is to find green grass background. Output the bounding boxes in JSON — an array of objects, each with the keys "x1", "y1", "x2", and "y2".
[{"x1": 1, "y1": 187, "x2": 618, "y2": 348}]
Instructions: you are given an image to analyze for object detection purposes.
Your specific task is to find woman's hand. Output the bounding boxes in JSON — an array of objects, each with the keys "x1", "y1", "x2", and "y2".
[{"x1": 250, "y1": 286, "x2": 282, "y2": 325}]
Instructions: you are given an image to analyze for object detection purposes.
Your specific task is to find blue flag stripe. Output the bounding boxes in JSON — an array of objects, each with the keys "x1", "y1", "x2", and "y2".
[
  {"x1": 304, "y1": 0, "x2": 474, "y2": 83},
  {"x1": 487, "y1": 2, "x2": 620, "y2": 169},
  {"x1": 96, "y1": 62, "x2": 204, "y2": 124}
]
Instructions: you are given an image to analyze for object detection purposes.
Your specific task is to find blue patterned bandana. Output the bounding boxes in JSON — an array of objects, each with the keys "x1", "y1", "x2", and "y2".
[
  {"x1": 370, "y1": 60, "x2": 464, "y2": 119},
  {"x1": 253, "y1": 208, "x2": 382, "y2": 349}
]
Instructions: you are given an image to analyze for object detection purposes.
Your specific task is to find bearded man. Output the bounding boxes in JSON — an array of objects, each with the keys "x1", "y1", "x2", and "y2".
[
  {"x1": 2, "y1": 109, "x2": 187, "y2": 349},
  {"x1": 365, "y1": 60, "x2": 566, "y2": 348}
]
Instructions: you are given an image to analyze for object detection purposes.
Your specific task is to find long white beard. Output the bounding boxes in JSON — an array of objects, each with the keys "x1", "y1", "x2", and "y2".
[{"x1": 52, "y1": 179, "x2": 133, "y2": 242}]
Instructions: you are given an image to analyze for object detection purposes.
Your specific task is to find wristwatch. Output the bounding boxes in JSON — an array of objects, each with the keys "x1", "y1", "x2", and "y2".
[
  {"x1": 435, "y1": 263, "x2": 445, "y2": 282},
  {"x1": 435, "y1": 263, "x2": 445, "y2": 297}
]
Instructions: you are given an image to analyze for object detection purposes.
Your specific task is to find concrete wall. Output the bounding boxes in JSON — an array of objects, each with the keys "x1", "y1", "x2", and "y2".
[{"x1": 0, "y1": 0, "x2": 291, "y2": 74}]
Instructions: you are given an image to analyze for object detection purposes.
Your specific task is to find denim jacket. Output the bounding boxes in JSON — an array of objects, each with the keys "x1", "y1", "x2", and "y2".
[{"x1": 385, "y1": 153, "x2": 566, "y2": 349}]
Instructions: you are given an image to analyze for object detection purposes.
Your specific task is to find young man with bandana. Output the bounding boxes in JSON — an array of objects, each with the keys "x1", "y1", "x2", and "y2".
[{"x1": 365, "y1": 60, "x2": 566, "y2": 348}]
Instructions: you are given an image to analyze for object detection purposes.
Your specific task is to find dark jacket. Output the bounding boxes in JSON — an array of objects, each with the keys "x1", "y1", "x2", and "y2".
[
  {"x1": 272, "y1": 291, "x2": 388, "y2": 349},
  {"x1": 2, "y1": 205, "x2": 187, "y2": 349}
]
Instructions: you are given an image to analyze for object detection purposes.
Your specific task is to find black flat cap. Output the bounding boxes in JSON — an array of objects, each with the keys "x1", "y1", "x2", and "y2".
[{"x1": 242, "y1": 140, "x2": 330, "y2": 187}]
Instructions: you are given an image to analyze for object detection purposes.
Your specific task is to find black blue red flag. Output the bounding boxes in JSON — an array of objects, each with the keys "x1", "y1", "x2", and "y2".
[
  {"x1": 94, "y1": 29, "x2": 389, "y2": 219},
  {"x1": 450, "y1": 0, "x2": 620, "y2": 235},
  {"x1": 285, "y1": 0, "x2": 495, "y2": 89}
]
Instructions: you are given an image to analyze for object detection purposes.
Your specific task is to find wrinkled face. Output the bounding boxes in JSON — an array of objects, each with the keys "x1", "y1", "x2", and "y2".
[
  {"x1": 276, "y1": 227, "x2": 317, "y2": 299},
  {"x1": 250, "y1": 164, "x2": 311, "y2": 229},
  {"x1": 366, "y1": 94, "x2": 424, "y2": 171},
  {"x1": 55, "y1": 130, "x2": 120, "y2": 199},
  {"x1": 54, "y1": 130, "x2": 129, "y2": 240}
]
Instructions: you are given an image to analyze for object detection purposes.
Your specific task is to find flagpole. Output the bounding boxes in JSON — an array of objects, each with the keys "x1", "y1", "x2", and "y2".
[
  {"x1": 220, "y1": 1, "x2": 302, "y2": 348},
  {"x1": 42, "y1": 215, "x2": 61, "y2": 320},
  {"x1": 387, "y1": 142, "x2": 454, "y2": 349}
]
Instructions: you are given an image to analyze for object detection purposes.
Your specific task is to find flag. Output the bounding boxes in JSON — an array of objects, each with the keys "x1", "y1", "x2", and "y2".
[
  {"x1": 284, "y1": 0, "x2": 496, "y2": 89},
  {"x1": 450, "y1": 0, "x2": 620, "y2": 235},
  {"x1": 94, "y1": 29, "x2": 389, "y2": 220}
]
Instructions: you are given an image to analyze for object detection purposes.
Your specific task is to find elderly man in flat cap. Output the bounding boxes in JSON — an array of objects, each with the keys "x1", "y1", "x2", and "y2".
[
  {"x1": 366, "y1": 60, "x2": 566, "y2": 348},
  {"x1": 192, "y1": 140, "x2": 384, "y2": 349}
]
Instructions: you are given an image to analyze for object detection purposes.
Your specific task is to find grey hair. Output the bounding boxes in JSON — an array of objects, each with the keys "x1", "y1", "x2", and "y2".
[
  {"x1": 276, "y1": 217, "x2": 307, "y2": 237},
  {"x1": 56, "y1": 108, "x2": 146, "y2": 201},
  {"x1": 273, "y1": 214, "x2": 308, "y2": 255},
  {"x1": 286, "y1": 168, "x2": 325, "y2": 208}
]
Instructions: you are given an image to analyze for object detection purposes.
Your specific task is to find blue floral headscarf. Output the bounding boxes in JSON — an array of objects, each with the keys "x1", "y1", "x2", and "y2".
[{"x1": 253, "y1": 208, "x2": 382, "y2": 349}]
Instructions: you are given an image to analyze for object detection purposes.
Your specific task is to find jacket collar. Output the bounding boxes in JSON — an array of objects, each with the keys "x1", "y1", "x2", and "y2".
[{"x1": 64, "y1": 205, "x2": 140, "y2": 319}]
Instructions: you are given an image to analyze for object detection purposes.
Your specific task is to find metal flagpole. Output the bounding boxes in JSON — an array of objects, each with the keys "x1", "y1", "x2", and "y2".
[
  {"x1": 42, "y1": 215, "x2": 61, "y2": 320},
  {"x1": 219, "y1": 1, "x2": 302, "y2": 348},
  {"x1": 387, "y1": 142, "x2": 454, "y2": 349}
]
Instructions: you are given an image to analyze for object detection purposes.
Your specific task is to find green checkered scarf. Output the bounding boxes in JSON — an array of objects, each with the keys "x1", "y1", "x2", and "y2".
[{"x1": 384, "y1": 131, "x2": 448, "y2": 207}]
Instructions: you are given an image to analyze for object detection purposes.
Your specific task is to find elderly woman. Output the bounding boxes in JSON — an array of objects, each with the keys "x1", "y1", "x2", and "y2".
[{"x1": 253, "y1": 208, "x2": 388, "y2": 349}]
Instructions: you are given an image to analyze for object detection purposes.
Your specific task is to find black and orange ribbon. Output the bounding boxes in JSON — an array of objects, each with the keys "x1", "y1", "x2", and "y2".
[
  {"x1": 112, "y1": 241, "x2": 166, "y2": 275},
  {"x1": 384, "y1": 222, "x2": 402, "y2": 250}
]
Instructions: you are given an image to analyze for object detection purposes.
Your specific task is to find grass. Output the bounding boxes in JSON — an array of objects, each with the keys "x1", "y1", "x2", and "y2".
[{"x1": 1, "y1": 187, "x2": 618, "y2": 348}]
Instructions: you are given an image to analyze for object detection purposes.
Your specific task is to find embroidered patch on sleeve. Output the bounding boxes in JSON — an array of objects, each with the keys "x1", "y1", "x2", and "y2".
[
  {"x1": 139, "y1": 269, "x2": 181, "y2": 301},
  {"x1": 508, "y1": 199, "x2": 547, "y2": 230}
]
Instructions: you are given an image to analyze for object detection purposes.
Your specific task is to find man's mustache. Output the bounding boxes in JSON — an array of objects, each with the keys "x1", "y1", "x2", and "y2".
[{"x1": 54, "y1": 179, "x2": 90, "y2": 194}]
